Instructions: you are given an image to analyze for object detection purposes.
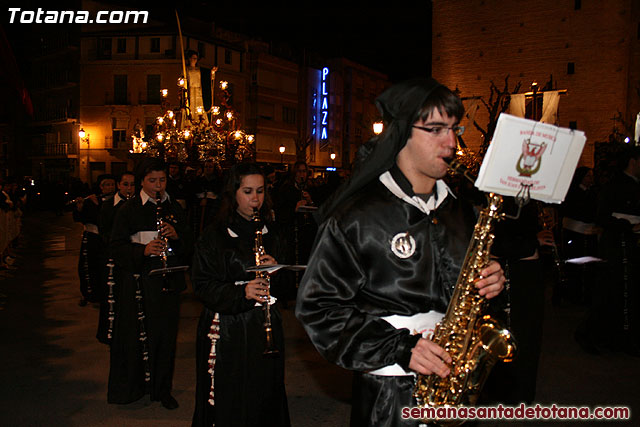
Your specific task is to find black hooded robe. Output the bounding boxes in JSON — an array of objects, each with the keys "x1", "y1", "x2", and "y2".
[
  {"x1": 191, "y1": 213, "x2": 290, "y2": 427},
  {"x1": 296, "y1": 78, "x2": 479, "y2": 426},
  {"x1": 107, "y1": 194, "x2": 192, "y2": 404}
]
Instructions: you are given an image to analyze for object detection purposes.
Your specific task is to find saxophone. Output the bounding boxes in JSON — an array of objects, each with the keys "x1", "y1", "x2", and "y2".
[
  {"x1": 413, "y1": 192, "x2": 516, "y2": 426},
  {"x1": 252, "y1": 208, "x2": 279, "y2": 356}
]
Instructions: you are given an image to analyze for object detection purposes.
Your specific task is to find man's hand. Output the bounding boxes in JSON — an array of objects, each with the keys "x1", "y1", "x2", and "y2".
[
  {"x1": 408, "y1": 338, "x2": 451, "y2": 377},
  {"x1": 160, "y1": 222, "x2": 178, "y2": 240},
  {"x1": 258, "y1": 253, "x2": 277, "y2": 265},
  {"x1": 475, "y1": 260, "x2": 505, "y2": 299},
  {"x1": 245, "y1": 278, "x2": 270, "y2": 303},
  {"x1": 144, "y1": 238, "x2": 166, "y2": 256}
]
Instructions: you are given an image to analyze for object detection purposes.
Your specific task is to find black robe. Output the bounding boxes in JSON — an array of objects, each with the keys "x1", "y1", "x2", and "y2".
[
  {"x1": 191, "y1": 213, "x2": 290, "y2": 427},
  {"x1": 594, "y1": 172, "x2": 640, "y2": 347},
  {"x1": 107, "y1": 194, "x2": 193, "y2": 404},
  {"x1": 295, "y1": 176, "x2": 476, "y2": 427},
  {"x1": 95, "y1": 194, "x2": 127, "y2": 344},
  {"x1": 73, "y1": 196, "x2": 107, "y2": 302},
  {"x1": 484, "y1": 199, "x2": 544, "y2": 405}
]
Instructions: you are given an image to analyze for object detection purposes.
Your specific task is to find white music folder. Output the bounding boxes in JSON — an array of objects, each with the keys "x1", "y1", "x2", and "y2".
[{"x1": 475, "y1": 113, "x2": 586, "y2": 204}]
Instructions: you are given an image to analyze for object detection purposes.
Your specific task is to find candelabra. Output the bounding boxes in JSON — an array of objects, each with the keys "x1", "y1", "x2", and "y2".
[{"x1": 140, "y1": 71, "x2": 255, "y2": 166}]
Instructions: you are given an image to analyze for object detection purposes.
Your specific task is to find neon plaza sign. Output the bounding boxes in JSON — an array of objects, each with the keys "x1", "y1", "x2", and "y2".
[
  {"x1": 311, "y1": 67, "x2": 330, "y2": 143},
  {"x1": 320, "y1": 67, "x2": 329, "y2": 141}
]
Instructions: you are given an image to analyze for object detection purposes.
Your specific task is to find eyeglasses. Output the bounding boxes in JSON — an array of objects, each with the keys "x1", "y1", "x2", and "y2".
[{"x1": 412, "y1": 124, "x2": 465, "y2": 137}]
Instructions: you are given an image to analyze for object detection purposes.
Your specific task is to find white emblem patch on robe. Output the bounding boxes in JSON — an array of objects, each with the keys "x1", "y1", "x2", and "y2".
[{"x1": 390, "y1": 232, "x2": 416, "y2": 259}]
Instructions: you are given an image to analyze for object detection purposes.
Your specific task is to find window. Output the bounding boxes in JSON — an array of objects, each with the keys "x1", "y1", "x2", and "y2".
[
  {"x1": 98, "y1": 38, "x2": 112, "y2": 59},
  {"x1": 117, "y1": 38, "x2": 126, "y2": 53},
  {"x1": 150, "y1": 37, "x2": 160, "y2": 53},
  {"x1": 146, "y1": 74, "x2": 161, "y2": 104},
  {"x1": 112, "y1": 129, "x2": 127, "y2": 149},
  {"x1": 113, "y1": 75, "x2": 128, "y2": 104},
  {"x1": 282, "y1": 106, "x2": 297, "y2": 124},
  {"x1": 567, "y1": 62, "x2": 575, "y2": 74},
  {"x1": 224, "y1": 49, "x2": 232, "y2": 65},
  {"x1": 258, "y1": 103, "x2": 274, "y2": 121}
]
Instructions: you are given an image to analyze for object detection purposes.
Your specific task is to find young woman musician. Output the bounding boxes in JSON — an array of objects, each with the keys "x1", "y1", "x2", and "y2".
[
  {"x1": 107, "y1": 158, "x2": 192, "y2": 410},
  {"x1": 191, "y1": 162, "x2": 290, "y2": 427}
]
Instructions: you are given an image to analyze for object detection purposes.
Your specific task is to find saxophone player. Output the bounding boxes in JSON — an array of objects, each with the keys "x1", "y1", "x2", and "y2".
[
  {"x1": 191, "y1": 163, "x2": 291, "y2": 427},
  {"x1": 107, "y1": 158, "x2": 193, "y2": 410},
  {"x1": 296, "y1": 79, "x2": 506, "y2": 426}
]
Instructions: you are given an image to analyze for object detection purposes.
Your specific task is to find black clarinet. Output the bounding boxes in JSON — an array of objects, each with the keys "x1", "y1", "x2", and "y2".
[
  {"x1": 252, "y1": 208, "x2": 279, "y2": 356},
  {"x1": 155, "y1": 191, "x2": 173, "y2": 292}
]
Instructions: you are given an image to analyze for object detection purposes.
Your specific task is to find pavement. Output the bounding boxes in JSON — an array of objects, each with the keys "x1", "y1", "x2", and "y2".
[{"x1": 0, "y1": 211, "x2": 638, "y2": 426}]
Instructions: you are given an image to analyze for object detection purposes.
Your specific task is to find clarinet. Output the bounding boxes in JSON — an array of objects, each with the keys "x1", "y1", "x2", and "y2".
[
  {"x1": 155, "y1": 191, "x2": 173, "y2": 292},
  {"x1": 252, "y1": 208, "x2": 279, "y2": 356}
]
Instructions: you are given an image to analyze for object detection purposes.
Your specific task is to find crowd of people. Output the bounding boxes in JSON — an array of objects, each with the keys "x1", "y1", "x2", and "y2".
[
  {"x1": 3, "y1": 77, "x2": 638, "y2": 427},
  {"x1": 67, "y1": 154, "x2": 342, "y2": 425}
]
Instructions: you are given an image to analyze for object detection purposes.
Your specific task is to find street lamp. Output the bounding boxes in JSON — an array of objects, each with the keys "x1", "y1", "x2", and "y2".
[
  {"x1": 79, "y1": 128, "x2": 91, "y2": 183},
  {"x1": 330, "y1": 152, "x2": 336, "y2": 167},
  {"x1": 373, "y1": 121, "x2": 384, "y2": 135},
  {"x1": 279, "y1": 144, "x2": 286, "y2": 164}
]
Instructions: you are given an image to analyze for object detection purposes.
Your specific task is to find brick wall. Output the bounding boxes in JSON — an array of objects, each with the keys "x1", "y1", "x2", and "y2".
[{"x1": 432, "y1": 0, "x2": 638, "y2": 167}]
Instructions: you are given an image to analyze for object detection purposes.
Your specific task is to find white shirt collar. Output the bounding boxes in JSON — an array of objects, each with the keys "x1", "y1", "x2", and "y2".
[
  {"x1": 140, "y1": 190, "x2": 170, "y2": 205},
  {"x1": 113, "y1": 193, "x2": 124, "y2": 206},
  {"x1": 379, "y1": 171, "x2": 454, "y2": 214}
]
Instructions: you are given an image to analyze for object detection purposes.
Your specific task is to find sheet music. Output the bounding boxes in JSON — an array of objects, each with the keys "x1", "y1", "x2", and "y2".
[{"x1": 475, "y1": 113, "x2": 586, "y2": 204}]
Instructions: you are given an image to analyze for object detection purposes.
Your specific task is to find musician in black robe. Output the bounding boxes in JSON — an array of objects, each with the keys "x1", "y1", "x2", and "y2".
[
  {"x1": 96, "y1": 171, "x2": 135, "y2": 344},
  {"x1": 191, "y1": 163, "x2": 290, "y2": 427},
  {"x1": 73, "y1": 174, "x2": 115, "y2": 306},
  {"x1": 107, "y1": 158, "x2": 193, "y2": 409},
  {"x1": 484, "y1": 199, "x2": 548, "y2": 405},
  {"x1": 296, "y1": 79, "x2": 506, "y2": 426},
  {"x1": 594, "y1": 146, "x2": 640, "y2": 355}
]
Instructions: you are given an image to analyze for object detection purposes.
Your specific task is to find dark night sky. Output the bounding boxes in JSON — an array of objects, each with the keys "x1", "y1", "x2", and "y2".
[
  {"x1": 2, "y1": 2, "x2": 432, "y2": 89},
  {"x1": 181, "y1": 4, "x2": 434, "y2": 82}
]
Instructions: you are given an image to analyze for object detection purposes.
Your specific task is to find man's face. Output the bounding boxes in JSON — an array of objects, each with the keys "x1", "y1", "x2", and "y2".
[
  {"x1": 118, "y1": 174, "x2": 135, "y2": 198},
  {"x1": 189, "y1": 54, "x2": 198, "y2": 67},
  {"x1": 100, "y1": 179, "x2": 116, "y2": 196},
  {"x1": 141, "y1": 170, "x2": 167, "y2": 198},
  {"x1": 169, "y1": 164, "x2": 180, "y2": 178},
  {"x1": 396, "y1": 108, "x2": 457, "y2": 193}
]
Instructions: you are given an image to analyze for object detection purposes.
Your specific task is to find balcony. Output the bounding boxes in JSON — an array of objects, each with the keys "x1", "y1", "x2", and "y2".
[
  {"x1": 33, "y1": 106, "x2": 78, "y2": 123},
  {"x1": 32, "y1": 142, "x2": 77, "y2": 157}
]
